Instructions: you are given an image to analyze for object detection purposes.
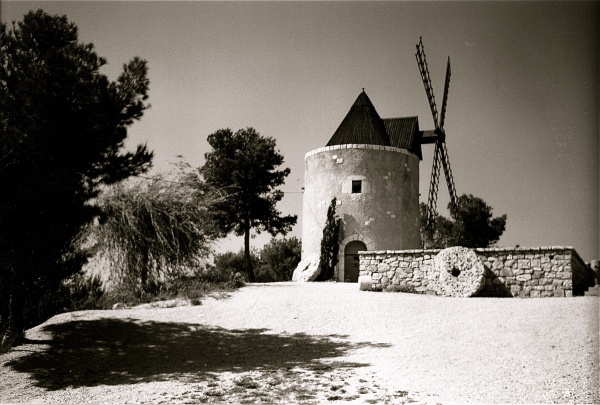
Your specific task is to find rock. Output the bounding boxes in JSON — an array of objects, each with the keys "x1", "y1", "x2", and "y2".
[
  {"x1": 112, "y1": 302, "x2": 126, "y2": 310},
  {"x1": 358, "y1": 275, "x2": 375, "y2": 291},
  {"x1": 427, "y1": 246, "x2": 485, "y2": 297},
  {"x1": 292, "y1": 255, "x2": 321, "y2": 282}
]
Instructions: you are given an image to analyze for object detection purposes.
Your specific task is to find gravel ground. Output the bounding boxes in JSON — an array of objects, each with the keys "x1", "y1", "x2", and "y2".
[{"x1": 1, "y1": 282, "x2": 598, "y2": 404}]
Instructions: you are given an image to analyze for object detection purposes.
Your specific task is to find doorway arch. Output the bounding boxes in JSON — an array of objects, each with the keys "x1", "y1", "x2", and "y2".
[{"x1": 344, "y1": 240, "x2": 367, "y2": 282}]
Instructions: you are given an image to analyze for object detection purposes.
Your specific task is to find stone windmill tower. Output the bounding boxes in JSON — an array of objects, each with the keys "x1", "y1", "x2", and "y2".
[{"x1": 301, "y1": 38, "x2": 458, "y2": 282}]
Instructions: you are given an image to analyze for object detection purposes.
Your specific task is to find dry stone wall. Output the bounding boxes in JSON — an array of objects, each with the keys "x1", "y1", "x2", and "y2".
[{"x1": 358, "y1": 246, "x2": 597, "y2": 298}]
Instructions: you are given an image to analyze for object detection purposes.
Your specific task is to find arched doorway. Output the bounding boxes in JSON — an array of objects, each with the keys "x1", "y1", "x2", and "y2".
[{"x1": 344, "y1": 240, "x2": 367, "y2": 282}]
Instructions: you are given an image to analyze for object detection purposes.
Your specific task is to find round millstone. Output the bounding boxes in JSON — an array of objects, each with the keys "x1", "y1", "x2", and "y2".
[{"x1": 428, "y1": 247, "x2": 485, "y2": 297}]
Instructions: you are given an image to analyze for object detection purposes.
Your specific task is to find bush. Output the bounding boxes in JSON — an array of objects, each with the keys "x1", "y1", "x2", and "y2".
[
  {"x1": 213, "y1": 249, "x2": 258, "y2": 283},
  {"x1": 255, "y1": 237, "x2": 301, "y2": 282}
]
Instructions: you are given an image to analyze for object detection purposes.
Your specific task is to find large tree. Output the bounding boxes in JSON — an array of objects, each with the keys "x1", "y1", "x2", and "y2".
[
  {"x1": 420, "y1": 194, "x2": 507, "y2": 249},
  {"x1": 0, "y1": 10, "x2": 153, "y2": 350},
  {"x1": 200, "y1": 128, "x2": 297, "y2": 282}
]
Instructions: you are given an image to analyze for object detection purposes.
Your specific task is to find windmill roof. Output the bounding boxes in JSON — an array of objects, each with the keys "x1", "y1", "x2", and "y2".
[
  {"x1": 326, "y1": 91, "x2": 422, "y2": 159},
  {"x1": 326, "y1": 91, "x2": 391, "y2": 147},
  {"x1": 384, "y1": 117, "x2": 422, "y2": 159}
]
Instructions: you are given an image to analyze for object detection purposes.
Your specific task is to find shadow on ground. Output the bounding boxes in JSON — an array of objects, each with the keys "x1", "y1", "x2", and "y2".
[{"x1": 6, "y1": 318, "x2": 388, "y2": 390}]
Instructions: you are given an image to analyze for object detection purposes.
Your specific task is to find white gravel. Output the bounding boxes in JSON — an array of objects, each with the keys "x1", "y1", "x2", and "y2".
[{"x1": 1, "y1": 282, "x2": 598, "y2": 404}]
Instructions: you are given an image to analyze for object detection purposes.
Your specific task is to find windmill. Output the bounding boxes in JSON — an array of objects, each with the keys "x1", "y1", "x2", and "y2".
[{"x1": 415, "y1": 37, "x2": 459, "y2": 234}]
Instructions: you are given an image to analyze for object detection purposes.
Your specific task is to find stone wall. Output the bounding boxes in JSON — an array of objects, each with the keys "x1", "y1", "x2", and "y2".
[{"x1": 359, "y1": 246, "x2": 597, "y2": 297}]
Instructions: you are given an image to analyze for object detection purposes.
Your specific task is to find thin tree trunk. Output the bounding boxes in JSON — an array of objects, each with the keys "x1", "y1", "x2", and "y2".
[
  {"x1": 244, "y1": 224, "x2": 255, "y2": 283},
  {"x1": 0, "y1": 274, "x2": 25, "y2": 352}
]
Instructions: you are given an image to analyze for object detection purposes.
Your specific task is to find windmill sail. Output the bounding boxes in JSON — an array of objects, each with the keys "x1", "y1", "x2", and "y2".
[{"x1": 416, "y1": 38, "x2": 459, "y2": 231}]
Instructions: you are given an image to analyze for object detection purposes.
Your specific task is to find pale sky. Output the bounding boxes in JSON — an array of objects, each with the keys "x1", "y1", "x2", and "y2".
[{"x1": 3, "y1": 1, "x2": 599, "y2": 262}]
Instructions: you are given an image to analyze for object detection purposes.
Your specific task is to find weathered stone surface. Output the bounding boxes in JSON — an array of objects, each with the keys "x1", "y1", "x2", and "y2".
[
  {"x1": 427, "y1": 247, "x2": 485, "y2": 297},
  {"x1": 292, "y1": 255, "x2": 321, "y2": 282}
]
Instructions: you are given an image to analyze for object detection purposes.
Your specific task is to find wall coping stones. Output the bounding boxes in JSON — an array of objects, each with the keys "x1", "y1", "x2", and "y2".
[{"x1": 360, "y1": 246, "x2": 585, "y2": 257}]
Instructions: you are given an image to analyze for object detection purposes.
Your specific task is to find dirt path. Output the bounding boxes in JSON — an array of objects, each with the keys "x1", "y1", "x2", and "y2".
[{"x1": 1, "y1": 282, "x2": 598, "y2": 404}]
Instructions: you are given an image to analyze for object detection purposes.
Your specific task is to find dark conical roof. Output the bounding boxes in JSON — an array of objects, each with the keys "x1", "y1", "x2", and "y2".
[
  {"x1": 325, "y1": 90, "x2": 423, "y2": 159},
  {"x1": 326, "y1": 90, "x2": 391, "y2": 147}
]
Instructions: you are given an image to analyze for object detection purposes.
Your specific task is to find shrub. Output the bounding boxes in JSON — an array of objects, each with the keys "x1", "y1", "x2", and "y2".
[{"x1": 255, "y1": 237, "x2": 301, "y2": 282}]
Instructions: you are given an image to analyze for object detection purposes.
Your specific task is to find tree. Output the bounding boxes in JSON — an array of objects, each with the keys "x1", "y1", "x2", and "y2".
[
  {"x1": 256, "y1": 237, "x2": 302, "y2": 282},
  {"x1": 81, "y1": 158, "x2": 221, "y2": 295},
  {"x1": 317, "y1": 198, "x2": 342, "y2": 281},
  {"x1": 200, "y1": 128, "x2": 297, "y2": 282},
  {"x1": 0, "y1": 10, "x2": 153, "y2": 350},
  {"x1": 420, "y1": 194, "x2": 507, "y2": 249}
]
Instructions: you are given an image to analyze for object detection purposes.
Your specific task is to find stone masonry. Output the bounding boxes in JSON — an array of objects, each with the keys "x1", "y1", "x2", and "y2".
[{"x1": 358, "y1": 246, "x2": 597, "y2": 297}]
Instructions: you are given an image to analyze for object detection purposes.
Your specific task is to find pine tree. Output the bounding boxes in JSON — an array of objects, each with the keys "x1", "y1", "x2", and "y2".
[{"x1": 0, "y1": 10, "x2": 153, "y2": 351}]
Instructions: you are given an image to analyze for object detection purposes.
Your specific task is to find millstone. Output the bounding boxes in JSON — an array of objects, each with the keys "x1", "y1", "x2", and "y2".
[
  {"x1": 428, "y1": 246, "x2": 485, "y2": 297},
  {"x1": 292, "y1": 254, "x2": 321, "y2": 282}
]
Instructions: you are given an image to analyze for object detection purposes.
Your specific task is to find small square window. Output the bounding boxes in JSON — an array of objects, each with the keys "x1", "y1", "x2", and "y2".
[{"x1": 351, "y1": 180, "x2": 362, "y2": 194}]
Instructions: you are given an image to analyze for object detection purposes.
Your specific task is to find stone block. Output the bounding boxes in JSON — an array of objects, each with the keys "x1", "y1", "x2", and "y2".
[
  {"x1": 504, "y1": 259, "x2": 514, "y2": 268},
  {"x1": 530, "y1": 279, "x2": 539, "y2": 286},
  {"x1": 516, "y1": 274, "x2": 532, "y2": 281},
  {"x1": 500, "y1": 268, "x2": 513, "y2": 277},
  {"x1": 518, "y1": 259, "x2": 531, "y2": 269},
  {"x1": 552, "y1": 279, "x2": 563, "y2": 286},
  {"x1": 531, "y1": 259, "x2": 541, "y2": 268},
  {"x1": 558, "y1": 271, "x2": 571, "y2": 279},
  {"x1": 378, "y1": 263, "x2": 390, "y2": 272},
  {"x1": 553, "y1": 288, "x2": 565, "y2": 297},
  {"x1": 563, "y1": 280, "x2": 572, "y2": 288},
  {"x1": 380, "y1": 276, "x2": 389, "y2": 284},
  {"x1": 565, "y1": 289, "x2": 572, "y2": 297},
  {"x1": 530, "y1": 289, "x2": 541, "y2": 298},
  {"x1": 532, "y1": 270, "x2": 543, "y2": 279},
  {"x1": 371, "y1": 272, "x2": 381, "y2": 280},
  {"x1": 510, "y1": 285, "x2": 522, "y2": 294}
]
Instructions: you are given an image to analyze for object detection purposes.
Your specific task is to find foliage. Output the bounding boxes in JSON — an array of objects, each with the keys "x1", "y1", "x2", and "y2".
[
  {"x1": 421, "y1": 194, "x2": 507, "y2": 249},
  {"x1": 95, "y1": 268, "x2": 243, "y2": 309},
  {"x1": 317, "y1": 198, "x2": 342, "y2": 281},
  {"x1": 213, "y1": 249, "x2": 259, "y2": 282},
  {"x1": 255, "y1": 237, "x2": 301, "y2": 282},
  {"x1": 0, "y1": 10, "x2": 153, "y2": 351},
  {"x1": 82, "y1": 158, "x2": 222, "y2": 295},
  {"x1": 200, "y1": 127, "x2": 297, "y2": 282}
]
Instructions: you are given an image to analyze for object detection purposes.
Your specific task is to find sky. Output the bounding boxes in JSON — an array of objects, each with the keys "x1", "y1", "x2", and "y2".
[{"x1": 2, "y1": 1, "x2": 599, "y2": 262}]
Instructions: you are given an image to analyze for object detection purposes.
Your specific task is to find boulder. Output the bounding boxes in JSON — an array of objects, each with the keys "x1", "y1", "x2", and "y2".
[
  {"x1": 427, "y1": 246, "x2": 485, "y2": 297},
  {"x1": 292, "y1": 255, "x2": 321, "y2": 282}
]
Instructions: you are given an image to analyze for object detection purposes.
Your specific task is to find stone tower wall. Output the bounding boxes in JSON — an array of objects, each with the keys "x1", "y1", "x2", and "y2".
[{"x1": 301, "y1": 144, "x2": 421, "y2": 281}]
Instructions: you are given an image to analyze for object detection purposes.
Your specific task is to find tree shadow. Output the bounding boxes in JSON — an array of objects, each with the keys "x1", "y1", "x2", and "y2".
[{"x1": 5, "y1": 318, "x2": 388, "y2": 390}]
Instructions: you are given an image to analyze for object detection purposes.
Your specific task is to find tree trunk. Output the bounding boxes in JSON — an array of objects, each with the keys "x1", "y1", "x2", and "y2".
[
  {"x1": 0, "y1": 274, "x2": 25, "y2": 353},
  {"x1": 244, "y1": 225, "x2": 255, "y2": 283}
]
